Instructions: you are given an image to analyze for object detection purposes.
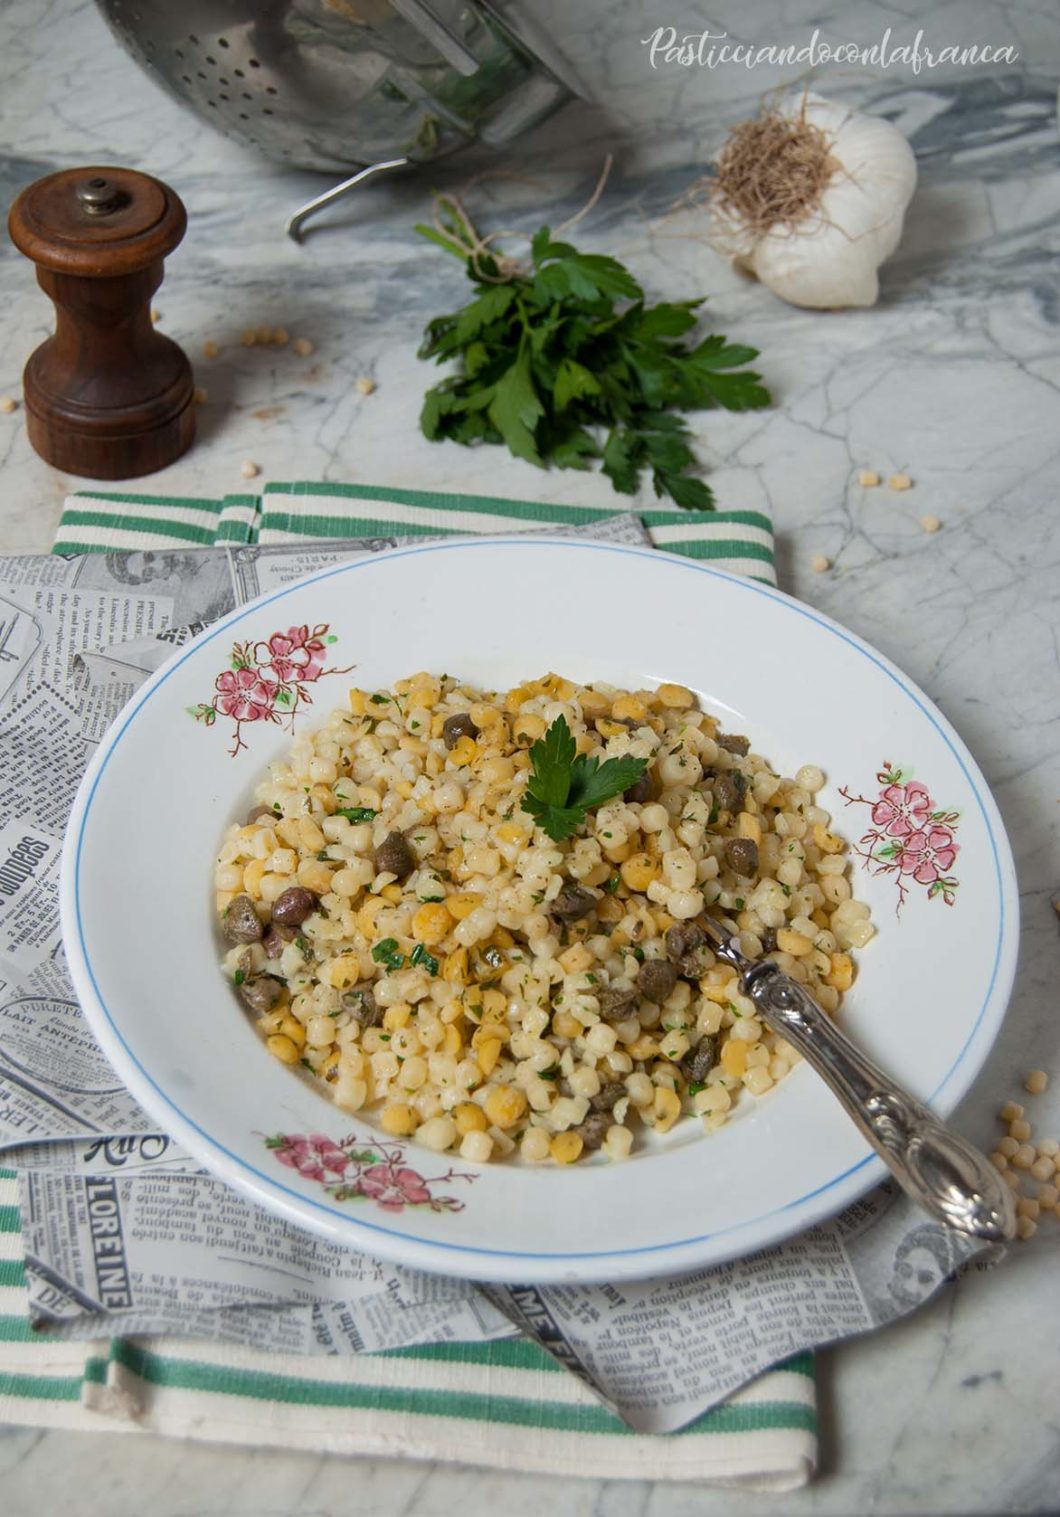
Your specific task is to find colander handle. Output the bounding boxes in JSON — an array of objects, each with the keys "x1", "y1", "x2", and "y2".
[{"x1": 286, "y1": 159, "x2": 411, "y2": 243}]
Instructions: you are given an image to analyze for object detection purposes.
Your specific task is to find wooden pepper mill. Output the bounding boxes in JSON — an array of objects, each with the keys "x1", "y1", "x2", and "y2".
[{"x1": 8, "y1": 166, "x2": 195, "y2": 479}]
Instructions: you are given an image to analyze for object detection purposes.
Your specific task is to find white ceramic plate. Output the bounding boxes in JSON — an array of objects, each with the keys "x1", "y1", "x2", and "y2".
[{"x1": 61, "y1": 538, "x2": 1018, "y2": 1283}]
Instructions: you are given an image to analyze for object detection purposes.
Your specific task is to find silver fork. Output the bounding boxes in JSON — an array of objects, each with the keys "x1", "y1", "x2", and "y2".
[{"x1": 699, "y1": 917, "x2": 1015, "y2": 1242}]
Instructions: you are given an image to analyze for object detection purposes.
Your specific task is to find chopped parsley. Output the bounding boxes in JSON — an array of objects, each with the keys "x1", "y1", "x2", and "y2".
[
  {"x1": 734, "y1": 897, "x2": 744, "y2": 910},
  {"x1": 371, "y1": 937, "x2": 405, "y2": 971},
  {"x1": 409, "y1": 943, "x2": 440, "y2": 975},
  {"x1": 632, "y1": 945, "x2": 646, "y2": 963},
  {"x1": 295, "y1": 935, "x2": 311, "y2": 956},
  {"x1": 335, "y1": 806, "x2": 377, "y2": 824},
  {"x1": 708, "y1": 803, "x2": 719, "y2": 824},
  {"x1": 688, "y1": 1081, "x2": 708, "y2": 1096},
  {"x1": 603, "y1": 874, "x2": 621, "y2": 893},
  {"x1": 369, "y1": 693, "x2": 390, "y2": 705},
  {"x1": 233, "y1": 969, "x2": 246, "y2": 986},
  {"x1": 538, "y1": 1064, "x2": 560, "y2": 1081},
  {"x1": 781, "y1": 884, "x2": 792, "y2": 897}
]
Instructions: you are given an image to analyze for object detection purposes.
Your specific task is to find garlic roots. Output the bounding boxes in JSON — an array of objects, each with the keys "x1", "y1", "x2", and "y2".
[{"x1": 711, "y1": 93, "x2": 917, "y2": 310}]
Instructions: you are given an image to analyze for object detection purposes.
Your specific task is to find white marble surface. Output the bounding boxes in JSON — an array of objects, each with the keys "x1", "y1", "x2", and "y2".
[{"x1": 2, "y1": 1, "x2": 1059, "y2": 1512}]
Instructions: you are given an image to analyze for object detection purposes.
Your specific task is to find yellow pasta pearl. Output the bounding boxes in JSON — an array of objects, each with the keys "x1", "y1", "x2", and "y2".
[
  {"x1": 653, "y1": 1086, "x2": 682, "y2": 1133},
  {"x1": 550, "y1": 1131, "x2": 583, "y2": 1165},
  {"x1": 825, "y1": 951, "x2": 854, "y2": 991},
  {"x1": 721, "y1": 1039, "x2": 748, "y2": 1077},
  {"x1": 446, "y1": 892, "x2": 482, "y2": 920},
  {"x1": 475, "y1": 1037, "x2": 503, "y2": 1077},
  {"x1": 266, "y1": 1034, "x2": 301, "y2": 1066},
  {"x1": 412, "y1": 901, "x2": 452, "y2": 945},
  {"x1": 326, "y1": 953, "x2": 361, "y2": 990},
  {"x1": 380, "y1": 1103, "x2": 417, "y2": 1136},
  {"x1": 448, "y1": 735, "x2": 478, "y2": 767},
  {"x1": 484, "y1": 1085, "x2": 527, "y2": 1128},
  {"x1": 655, "y1": 682, "x2": 693, "y2": 709},
  {"x1": 454, "y1": 1103, "x2": 488, "y2": 1135},
  {"x1": 618, "y1": 855, "x2": 658, "y2": 885}
]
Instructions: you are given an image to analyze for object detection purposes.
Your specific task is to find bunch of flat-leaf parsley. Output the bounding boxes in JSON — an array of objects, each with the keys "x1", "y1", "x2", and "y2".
[{"x1": 416, "y1": 217, "x2": 770, "y2": 509}]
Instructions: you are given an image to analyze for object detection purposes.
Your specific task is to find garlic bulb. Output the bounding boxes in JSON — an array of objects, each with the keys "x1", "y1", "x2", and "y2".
[{"x1": 711, "y1": 93, "x2": 917, "y2": 310}]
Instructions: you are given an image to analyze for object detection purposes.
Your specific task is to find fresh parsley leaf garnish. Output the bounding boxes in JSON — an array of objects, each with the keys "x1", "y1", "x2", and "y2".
[
  {"x1": 409, "y1": 943, "x2": 439, "y2": 975},
  {"x1": 688, "y1": 1081, "x2": 708, "y2": 1097},
  {"x1": 417, "y1": 217, "x2": 770, "y2": 509},
  {"x1": 335, "y1": 806, "x2": 377, "y2": 824},
  {"x1": 520, "y1": 716, "x2": 648, "y2": 843},
  {"x1": 603, "y1": 874, "x2": 621, "y2": 893},
  {"x1": 371, "y1": 937, "x2": 405, "y2": 970}
]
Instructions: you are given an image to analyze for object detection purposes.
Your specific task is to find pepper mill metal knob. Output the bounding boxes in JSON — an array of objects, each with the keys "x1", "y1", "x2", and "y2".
[{"x1": 8, "y1": 165, "x2": 195, "y2": 479}]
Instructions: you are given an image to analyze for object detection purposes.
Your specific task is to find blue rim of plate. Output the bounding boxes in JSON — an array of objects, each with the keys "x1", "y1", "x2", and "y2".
[{"x1": 65, "y1": 537, "x2": 1017, "y2": 1269}]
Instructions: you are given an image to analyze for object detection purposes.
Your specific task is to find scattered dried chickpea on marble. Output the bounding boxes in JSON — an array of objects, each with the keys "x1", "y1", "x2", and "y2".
[{"x1": 214, "y1": 674, "x2": 873, "y2": 1165}]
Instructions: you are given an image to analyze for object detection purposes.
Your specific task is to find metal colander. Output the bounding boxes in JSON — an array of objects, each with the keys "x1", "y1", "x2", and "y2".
[{"x1": 95, "y1": 0, "x2": 574, "y2": 174}]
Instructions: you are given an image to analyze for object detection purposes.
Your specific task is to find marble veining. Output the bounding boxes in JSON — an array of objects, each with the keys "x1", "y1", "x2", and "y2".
[{"x1": 0, "y1": 0, "x2": 1058, "y2": 1512}]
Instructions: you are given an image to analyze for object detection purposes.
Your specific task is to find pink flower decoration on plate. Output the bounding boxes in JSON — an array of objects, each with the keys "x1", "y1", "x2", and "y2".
[
  {"x1": 263, "y1": 1131, "x2": 473, "y2": 1214},
  {"x1": 357, "y1": 1163, "x2": 434, "y2": 1211},
  {"x1": 871, "y1": 779, "x2": 932, "y2": 838},
  {"x1": 272, "y1": 1133, "x2": 350, "y2": 1182},
  {"x1": 213, "y1": 666, "x2": 278, "y2": 723},
  {"x1": 841, "y1": 762, "x2": 962, "y2": 914},
  {"x1": 899, "y1": 825, "x2": 958, "y2": 885},
  {"x1": 189, "y1": 621, "x2": 353, "y2": 756},
  {"x1": 257, "y1": 626, "x2": 328, "y2": 686}
]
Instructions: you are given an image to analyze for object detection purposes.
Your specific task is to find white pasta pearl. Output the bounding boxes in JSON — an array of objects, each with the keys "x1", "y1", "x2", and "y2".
[
  {"x1": 417, "y1": 1115, "x2": 457, "y2": 1151},
  {"x1": 308, "y1": 757, "x2": 337, "y2": 784},
  {"x1": 603, "y1": 1125, "x2": 633, "y2": 1160},
  {"x1": 658, "y1": 751, "x2": 702, "y2": 787},
  {"x1": 639, "y1": 803, "x2": 669, "y2": 833},
  {"x1": 667, "y1": 890, "x2": 703, "y2": 921},
  {"x1": 795, "y1": 764, "x2": 825, "y2": 793},
  {"x1": 465, "y1": 845, "x2": 501, "y2": 877},
  {"x1": 550, "y1": 1095, "x2": 589, "y2": 1130},
  {"x1": 398, "y1": 1056, "x2": 428, "y2": 1091},
  {"x1": 568, "y1": 1065, "x2": 601, "y2": 1099},
  {"x1": 584, "y1": 1023, "x2": 617, "y2": 1057},
  {"x1": 521, "y1": 1127, "x2": 551, "y2": 1161},
  {"x1": 306, "y1": 1016, "x2": 335, "y2": 1048},
  {"x1": 432, "y1": 780, "x2": 464, "y2": 813},
  {"x1": 662, "y1": 847, "x2": 697, "y2": 891},
  {"x1": 454, "y1": 907, "x2": 497, "y2": 946},
  {"x1": 522, "y1": 1006, "x2": 550, "y2": 1038},
  {"x1": 624, "y1": 1072, "x2": 654, "y2": 1107},
  {"x1": 333, "y1": 1075, "x2": 367, "y2": 1112},
  {"x1": 332, "y1": 860, "x2": 373, "y2": 896},
  {"x1": 460, "y1": 1130, "x2": 494, "y2": 1162}
]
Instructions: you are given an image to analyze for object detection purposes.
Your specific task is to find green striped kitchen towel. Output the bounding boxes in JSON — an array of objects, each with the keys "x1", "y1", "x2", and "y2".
[
  {"x1": 53, "y1": 481, "x2": 776, "y2": 585},
  {"x1": 29, "y1": 483, "x2": 811, "y2": 1486},
  {"x1": 0, "y1": 1170, "x2": 814, "y2": 1486}
]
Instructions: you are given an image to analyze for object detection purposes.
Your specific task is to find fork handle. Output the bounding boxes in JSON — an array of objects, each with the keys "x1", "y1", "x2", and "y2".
[{"x1": 742, "y1": 962, "x2": 1015, "y2": 1242}]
